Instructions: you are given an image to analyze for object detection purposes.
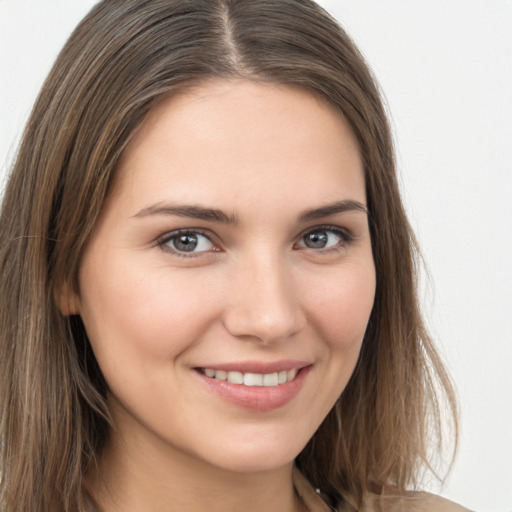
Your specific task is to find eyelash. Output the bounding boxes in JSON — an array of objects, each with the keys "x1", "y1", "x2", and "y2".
[
  {"x1": 157, "y1": 229, "x2": 217, "y2": 258},
  {"x1": 156, "y1": 225, "x2": 354, "y2": 258},
  {"x1": 297, "y1": 226, "x2": 354, "y2": 252}
]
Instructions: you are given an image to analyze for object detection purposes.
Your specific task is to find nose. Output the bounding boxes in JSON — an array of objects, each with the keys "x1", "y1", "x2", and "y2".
[{"x1": 222, "y1": 254, "x2": 306, "y2": 344}]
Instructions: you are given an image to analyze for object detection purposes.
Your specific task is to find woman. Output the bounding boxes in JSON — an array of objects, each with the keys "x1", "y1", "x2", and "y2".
[{"x1": 0, "y1": 1, "x2": 469, "y2": 511}]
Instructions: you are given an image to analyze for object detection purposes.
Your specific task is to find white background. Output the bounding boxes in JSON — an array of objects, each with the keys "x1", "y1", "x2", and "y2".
[{"x1": 1, "y1": 1, "x2": 511, "y2": 511}]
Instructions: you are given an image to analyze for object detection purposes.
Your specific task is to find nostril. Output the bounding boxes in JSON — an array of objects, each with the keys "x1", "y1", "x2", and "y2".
[
  {"x1": 222, "y1": 310, "x2": 305, "y2": 344},
  {"x1": 222, "y1": 262, "x2": 306, "y2": 342}
]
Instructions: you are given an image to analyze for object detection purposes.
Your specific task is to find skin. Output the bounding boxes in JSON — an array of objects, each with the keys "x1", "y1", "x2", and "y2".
[{"x1": 65, "y1": 80, "x2": 376, "y2": 512}]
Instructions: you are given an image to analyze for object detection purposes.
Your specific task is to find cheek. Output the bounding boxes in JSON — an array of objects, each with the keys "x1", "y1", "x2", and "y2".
[
  {"x1": 285, "y1": 259, "x2": 375, "y2": 429},
  {"x1": 78, "y1": 257, "x2": 224, "y2": 370},
  {"x1": 306, "y1": 261, "x2": 376, "y2": 351}
]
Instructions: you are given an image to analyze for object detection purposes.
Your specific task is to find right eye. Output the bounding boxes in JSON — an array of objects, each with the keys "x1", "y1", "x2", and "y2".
[{"x1": 158, "y1": 230, "x2": 216, "y2": 255}]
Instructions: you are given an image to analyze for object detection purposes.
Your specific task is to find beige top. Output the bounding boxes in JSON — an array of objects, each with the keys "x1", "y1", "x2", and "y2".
[
  {"x1": 293, "y1": 468, "x2": 473, "y2": 512},
  {"x1": 85, "y1": 468, "x2": 473, "y2": 511}
]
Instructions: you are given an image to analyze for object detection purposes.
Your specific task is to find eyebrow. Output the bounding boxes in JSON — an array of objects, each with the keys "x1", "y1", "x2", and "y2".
[
  {"x1": 133, "y1": 199, "x2": 367, "y2": 225},
  {"x1": 133, "y1": 203, "x2": 239, "y2": 225},
  {"x1": 298, "y1": 200, "x2": 368, "y2": 222}
]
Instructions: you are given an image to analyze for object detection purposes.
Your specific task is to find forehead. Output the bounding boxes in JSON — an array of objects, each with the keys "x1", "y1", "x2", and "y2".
[{"x1": 112, "y1": 79, "x2": 365, "y2": 213}]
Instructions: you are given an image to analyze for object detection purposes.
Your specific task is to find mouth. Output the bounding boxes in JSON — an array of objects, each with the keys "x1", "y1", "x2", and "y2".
[
  {"x1": 194, "y1": 362, "x2": 311, "y2": 411},
  {"x1": 197, "y1": 367, "x2": 298, "y2": 387}
]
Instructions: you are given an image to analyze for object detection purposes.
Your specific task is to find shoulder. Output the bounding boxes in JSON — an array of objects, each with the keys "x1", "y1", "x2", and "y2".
[
  {"x1": 361, "y1": 490, "x2": 474, "y2": 512},
  {"x1": 292, "y1": 468, "x2": 473, "y2": 512}
]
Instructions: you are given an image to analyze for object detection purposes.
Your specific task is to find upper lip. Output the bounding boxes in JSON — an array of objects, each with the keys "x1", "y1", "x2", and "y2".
[{"x1": 194, "y1": 360, "x2": 311, "y2": 374}]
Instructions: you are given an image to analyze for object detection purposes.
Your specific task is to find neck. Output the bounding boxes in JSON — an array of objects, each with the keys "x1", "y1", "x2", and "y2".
[{"x1": 85, "y1": 426, "x2": 303, "y2": 512}]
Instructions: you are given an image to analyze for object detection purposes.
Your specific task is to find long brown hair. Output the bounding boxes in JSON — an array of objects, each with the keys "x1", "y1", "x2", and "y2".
[{"x1": 0, "y1": 1, "x2": 457, "y2": 510}]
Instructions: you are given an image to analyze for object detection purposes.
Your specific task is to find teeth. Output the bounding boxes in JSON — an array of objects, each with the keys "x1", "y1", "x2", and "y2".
[
  {"x1": 263, "y1": 372, "x2": 279, "y2": 386},
  {"x1": 244, "y1": 373, "x2": 263, "y2": 386},
  {"x1": 287, "y1": 369, "x2": 297, "y2": 381},
  {"x1": 215, "y1": 370, "x2": 227, "y2": 381},
  {"x1": 227, "y1": 371, "x2": 243, "y2": 384},
  {"x1": 201, "y1": 368, "x2": 299, "y2": 386}
]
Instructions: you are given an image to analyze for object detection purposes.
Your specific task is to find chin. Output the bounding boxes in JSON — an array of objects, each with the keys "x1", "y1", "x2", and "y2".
[
  {"x1": 209, "y1": 452, "x2": 296, "y2": 474},
  {"x1": 196, "y1": 428, "x2": 310, "y2": 474}
]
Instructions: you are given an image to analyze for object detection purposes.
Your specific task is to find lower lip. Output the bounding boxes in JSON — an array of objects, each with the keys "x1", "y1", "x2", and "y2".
[{"x1": 195, "y1": 367, "x2": 311, "y2": 411}]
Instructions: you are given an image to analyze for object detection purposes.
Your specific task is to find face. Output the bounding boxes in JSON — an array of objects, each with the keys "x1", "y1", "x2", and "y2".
[{"x1": 69, "y1": 80, "x2": 375, "y2": 474}]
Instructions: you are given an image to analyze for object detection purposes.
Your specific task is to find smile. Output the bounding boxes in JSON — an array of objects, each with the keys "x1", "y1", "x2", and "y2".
[
  {"x1": 195, "y1": 364, "x2": 310, "y2": 411},
  {"x1": 198, "y1": 368, "x2": 298, "y2": 387}
]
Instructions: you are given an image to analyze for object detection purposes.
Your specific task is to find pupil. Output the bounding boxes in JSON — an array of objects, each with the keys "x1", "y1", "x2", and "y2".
[
  {"x1": 305, "y1": 231, "x2": 327, "y2": 248},
  {"x1": 175, "y1": 234, "x2": 198, "y2": 252}
]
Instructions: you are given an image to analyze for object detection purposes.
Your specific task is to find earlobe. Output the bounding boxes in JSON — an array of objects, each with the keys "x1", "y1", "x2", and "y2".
[{"x1": 56, "y1": 283, "x2": 80, "y2": 316}]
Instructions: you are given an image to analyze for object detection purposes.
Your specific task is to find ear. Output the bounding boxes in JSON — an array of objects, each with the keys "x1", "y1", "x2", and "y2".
[{"x1": 56, "y1": 282, "x2": 80, "y2": 316}]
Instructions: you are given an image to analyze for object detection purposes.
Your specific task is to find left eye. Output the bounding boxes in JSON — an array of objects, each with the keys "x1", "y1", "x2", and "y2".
[
  {"x1": 297, "y1": 228, "x2": 349, "y2": 250},
  {"x1": 161, "y1": 231, "x2": 215, "y2": 253}
]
